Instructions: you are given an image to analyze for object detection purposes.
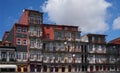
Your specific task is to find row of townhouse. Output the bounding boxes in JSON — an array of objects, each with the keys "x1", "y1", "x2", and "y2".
[{"x1": 0, "y1": 9, "x2": 120, "y2": 72}]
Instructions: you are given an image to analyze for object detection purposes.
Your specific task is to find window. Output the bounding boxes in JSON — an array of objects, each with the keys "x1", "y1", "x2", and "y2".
[
  {"x1": 30, "y1": 52, "x2": 34, "y2": 59},
  {"x1": 17, "y1": 52, "x2": 21, "y2": 59},
  {"x1": 30, "y1": 39, "x2": 34, "y2": 47},
  {"x1": 75, "y1": 32, "x2": 80, "y2": 39},
  {"x1": 46, "y1": 34, "x2": 50, "y2": 39},
  {"x1": 23, "y1": 52, "x2": 27, "y2": 60},
  {"x1": 50, "y1": 43, "x2": 53, "y2": 51},
  {"x1": 37, "y1": 52, "x2": 41, "y2": 59},
  {"x1": 17, "y1": 39, "x2": 21, "y2": 45},
  {"x1": 1, "y1": 52, "x2": 6, "y2": 58},
  {"x1": 23, "y1": 39, "x2": 27, "y2": 45},
  {"x1": 30, "y1": 16, "x2": 34, "y2": 23},
  {"x1": 36, "y1": 17, "x2": 41, "y2": 24},
  {"x1": 17, "y1": 27, "x2": 21, "y2": 32},
  {"x1": 36, "y1": 39, "x2": 40, "y2": 48},
  {"x1": 9, "y1": 52, "x2": 14, "y2": 59},
  {"x1": 30, "y1": 27, "x2": 34, "y2": 36},
  {"x1": 36, "y1": 28, "x2": 41, "y2": 36},
  {"x1": 23, "y1": 27, "x2": 27, "y2": 32},
  {"x1": 67, "y1": 32, "x2": 71, "y2": 39}
]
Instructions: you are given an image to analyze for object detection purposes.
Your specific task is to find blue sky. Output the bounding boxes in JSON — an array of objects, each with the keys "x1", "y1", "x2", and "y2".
[{"x1": 0, "y1": 0, "x2": 120, "y2": 42}]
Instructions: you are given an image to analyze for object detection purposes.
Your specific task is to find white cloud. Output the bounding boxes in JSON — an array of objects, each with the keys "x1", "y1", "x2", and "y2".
[
  {"x1": 42, "y1": 0, "x2": 111, "y2": 33},
  {"x1": 113, "y1": 17, "x2": 120, "y2": 30}
]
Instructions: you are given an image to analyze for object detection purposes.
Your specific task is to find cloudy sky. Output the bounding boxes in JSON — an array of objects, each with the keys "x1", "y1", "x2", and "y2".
[{"x1": 0, "y1": 0, "x2": 120, "y2": 42}]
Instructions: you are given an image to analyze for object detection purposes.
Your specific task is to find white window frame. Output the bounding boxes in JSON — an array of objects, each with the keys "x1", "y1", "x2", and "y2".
[
  {"x1": 37, "y1": 52, "x2": 41, "y2": 60},
  {"x1": 30, "y1": 39, "x2": 34, "y2": 48},
  {"x1": 23, "y1": 52, "x2": 27, "y2": 60},
  {"x1": 30, "y1": 27, "x2": 34, "y2": 36},
  {"x1": 30, "y1": 52, "x2": 34, "y2": 60},
  {"x1": 17, "y1": 52, "x2": 21, "y2": 59}
]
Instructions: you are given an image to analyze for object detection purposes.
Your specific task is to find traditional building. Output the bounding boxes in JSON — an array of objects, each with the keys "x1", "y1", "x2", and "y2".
[
  {"x1": 0, "y1": 42, "x2": 16, "y2": 72},
  {"x1": 81, "y1": 34, "x2": 120, "y2": 72},
  {"x1": 1, "y1": 9, "x2": 120, "y2": 72}
]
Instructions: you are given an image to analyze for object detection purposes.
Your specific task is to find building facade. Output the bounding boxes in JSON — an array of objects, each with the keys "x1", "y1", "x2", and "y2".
[
  {"x1": 0, "y1": 42, "x2": 16, "y2": 72},
  {"x1": 1, "y1": 9, "x2": 120, "y2": 72}
]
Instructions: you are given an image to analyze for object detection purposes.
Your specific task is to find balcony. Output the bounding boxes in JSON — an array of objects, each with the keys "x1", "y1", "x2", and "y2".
[
  {"x1": 37, "y1": 56, "x2": 43, "y2": 62},
  {"x1": 43, "y1": 57, "x2": 50, "y2": 63},
  {"x1": 88, "y1": 58, "x2": 107, "y2": 64},
  {"x1": 68, "y1": 38, "x2": 72, "y2": 41},
  {"x1": 95, "y1": 48, "x2": 106, "y2": 54},
  {"x1": 88, "y1": 48, "x2": 95, "y2": 53},
  {"x1": 51, "y1": 57, "x2": 55, "y2": 63},
  {"x1": 75, "y1": 39, "x2": 81, "y2": 42},
  {"x1": 75, "y1": 58, "x2": 82, "y2": 63},
  {"x1": 36, "y1": 32, "x2": 42, "y2": 37},
  {"x1": 87, "y1": 58, "x2": 95, "y2": 64},
  {"x1": 9, "y1": 58, "x2": 15, "y2": 62},
  {"x1": 1, "y1": 58, "x2": 7, "y2": 62},
  {"x1": 61, "y1": 60, "x2": 65, "y2": 63},
  {"x1": 68, "y1": 58, "x2": 72, "y2": 63},
  {"x1": 35, "y1": 45, "x2": 42, "y2": 49},
  {"x1": 29, "y1": 32, "x2": 35, "y2": 37}
]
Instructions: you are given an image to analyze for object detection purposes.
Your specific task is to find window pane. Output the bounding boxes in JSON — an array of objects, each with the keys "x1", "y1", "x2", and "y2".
[{"x1": 23, "y1": 52, "x2": 27, "y2": 60}]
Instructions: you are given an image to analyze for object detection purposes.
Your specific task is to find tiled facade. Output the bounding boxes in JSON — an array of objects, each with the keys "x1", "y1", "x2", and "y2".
[{"x1": 0, "y1": 9, "x2": 120, "y2": 72}]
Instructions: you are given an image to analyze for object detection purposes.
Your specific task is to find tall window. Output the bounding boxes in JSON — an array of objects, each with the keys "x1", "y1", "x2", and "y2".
[
  {"x1": 17, "y1": 52, "x2": 21, "y2": 59},
  {"x1": 58, "y1": 32, "x2": 61, "y2": 38},
  {"x1": 30, "y1": 39, "x2": 34, "y2": 47},
  {"x1": 30, "y1": 27, "x2": 34, "y2": 36},
  {"x1": 1, "y1": 52, "x2": 6, "y2": 58},
  {"x1": 36, "y1": 28, "x2": 41, "y2": 36},
  {"x1": 30, "y1": 16, "x2": 34, "y2": 23},
  {"x1": 17, "y1": 39, "x2": 21, "y2": 45},
  {"x1": 50, "y1": 43, "x2": 53, "y2": 51},
  {"x1": 17, "y1": 27, "x2": 21, "y2": 32},
  {"x1": 36, "y1": 39, "x2": 40, "y2": 48},
  {"x1": 23, "y1": 52, "x2": 27, "y2": 60},
  {"x1": 67, "y1": 32, "x2": 71, "y2": 39},
  {"x1": 30, "y1": 52, "x2": 34, "y2": 60},
  {"x1": 9, "y1": 52, "x2": 14, "y2": 59},
  {"x1": 37, "y1": 52, "x2": 41, "y2": 59},
  {"x1": 23, "y1": 39, "x2": 27, "y2": 45},
  {"x1": 36, "y1": 17, "x2": 41, "y2": 24}
]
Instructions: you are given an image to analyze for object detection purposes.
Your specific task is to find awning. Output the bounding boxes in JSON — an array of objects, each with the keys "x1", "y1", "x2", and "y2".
[{"x1": 0, "y1": 65, "x2": 17, "y2": 68}]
